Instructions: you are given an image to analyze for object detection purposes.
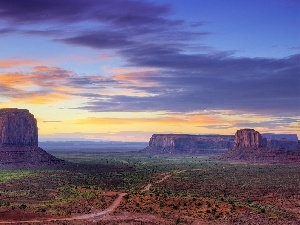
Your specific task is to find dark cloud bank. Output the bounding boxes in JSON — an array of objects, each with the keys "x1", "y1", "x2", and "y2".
[{"x1": 0, "y1": 0, "x2": 299, "y2": 116}]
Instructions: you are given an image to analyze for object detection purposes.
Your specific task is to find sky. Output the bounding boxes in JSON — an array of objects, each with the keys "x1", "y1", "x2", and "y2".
[{"x1": 0, "y1": 0, "x2": 299, "y2": 142}]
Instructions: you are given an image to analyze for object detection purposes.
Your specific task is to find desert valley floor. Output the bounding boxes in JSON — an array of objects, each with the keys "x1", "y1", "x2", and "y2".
[{"x1": 0, "y1": 151, "x2": 300, "y2": 225}]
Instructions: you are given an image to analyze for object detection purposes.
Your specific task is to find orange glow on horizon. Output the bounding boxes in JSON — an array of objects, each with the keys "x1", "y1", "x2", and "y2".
[{"x1": 74, "y1": 114, "x2": 226, "y2": 126}]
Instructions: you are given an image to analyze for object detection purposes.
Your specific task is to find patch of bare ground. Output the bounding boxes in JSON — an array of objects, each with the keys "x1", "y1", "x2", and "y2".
[
  {"x1": 94, "y1": 211, "x2": 166, "y2": 224},
  {"x1": 0, "y1": 193, "x2": 124, "y2": 224},
  {"x1": 259, "y1": 194, "x2": 300, "y2": 220}
]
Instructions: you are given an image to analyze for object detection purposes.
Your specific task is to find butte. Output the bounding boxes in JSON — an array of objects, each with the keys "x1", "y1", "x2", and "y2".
[
  {"x1": 0, "y1": 108, "x2": 62, "y2": 168},
  {"x1": 221, "y1": 128, "x2": 300, "y2": 163}
]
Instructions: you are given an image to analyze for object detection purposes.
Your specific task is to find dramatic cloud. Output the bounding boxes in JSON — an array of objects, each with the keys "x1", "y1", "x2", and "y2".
[
  {"x1": 1, "y1": 54, "x2": 298, "y2": 115},
  {"x1": 0, "y1": 66, "x2": 75, "y2": 104},
  {"x1": 200, "y1": 117, "x2": 299, "y2": 130},
  {"x1": 61, "y1": 31, "x2": 135, "y2": 50},
  {"x1": 0, "y1": 0, "x2": 179, "y2": 40},
  {"x1": 77, "y1": 54, "x2": 300, "y2": 116},
  {"x1": 0, "y1": 0, "x2": 170, "y2": 25},
  {"x1": 0, "y1": 0, "x2": 299, "y2": 140},
  {"x1": 0, "y1": 0, "x2": 206, "y2": 51},
  {"x1": 0, "y1": 65, "x2": 122, "y2": 104}
]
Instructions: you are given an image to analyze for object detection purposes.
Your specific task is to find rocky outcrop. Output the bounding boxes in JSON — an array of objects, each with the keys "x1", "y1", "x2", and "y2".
[
  {"x1": 234, "y1": 129, "x2": 267, "y2": 149},
  {"x1": 0, "y1": 108, "x2": 62, "y2": 168},
  {"x1": 0, "y1": 108, "x2": 38, "y2": 147},
  {"x1": 232, "y1": 130, "x2": 299, "y2": 151},
  {"x1": 221, "y1": 129, "x2": 300, "y2": 163},
  {"x1": 141, "y1": 134, "x2": 234, "y2": 154}
]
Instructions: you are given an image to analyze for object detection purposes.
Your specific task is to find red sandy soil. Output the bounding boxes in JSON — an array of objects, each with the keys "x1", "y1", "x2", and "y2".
[
  {"x1": 0, "y1": 169, "x2": 299, "y2": 225},
  {"x1": 0, "y1": 193, "x2": 125, "y2": 224}
]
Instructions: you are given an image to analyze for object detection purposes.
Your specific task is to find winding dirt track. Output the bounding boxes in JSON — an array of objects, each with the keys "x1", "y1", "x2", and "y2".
[
  {"x1": 0, "y1": 193, "x2": 126, "y2": 224},
  {"x1": 0, "y1": 172, "x2": 174, "y2": 224},
  {"x1": 141, "y1": 173, "x2": 171, "y2": 192}
]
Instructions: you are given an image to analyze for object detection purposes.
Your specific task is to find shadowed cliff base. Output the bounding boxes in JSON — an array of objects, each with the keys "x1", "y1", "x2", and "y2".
[{"x1": 0, "y1": 146, "x2": 64, "y2": 169}]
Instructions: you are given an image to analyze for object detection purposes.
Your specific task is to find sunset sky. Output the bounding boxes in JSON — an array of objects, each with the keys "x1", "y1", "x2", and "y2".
[{"x1": 0, "y1": 0, "x2": 299, "y2": 142}]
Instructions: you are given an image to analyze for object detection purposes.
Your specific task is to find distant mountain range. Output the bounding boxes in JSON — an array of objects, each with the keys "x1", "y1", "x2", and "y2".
[{"x1": 39, "y1": 141, "x2": 148, "y2": 152}]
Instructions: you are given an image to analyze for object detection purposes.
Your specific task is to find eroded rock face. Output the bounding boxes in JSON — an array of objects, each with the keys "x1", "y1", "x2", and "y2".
[
  {"x1": 0, "y1": 108, "x2": 38, "y2": 147},
  {"x1": 0, "y1": 108, "x2": 63, "y2": 168},
  {"x1": 142, "y1": 134, "x2": 234, "y2": 154},
  {"x1": 221, "y1": 128, "x2": 300, "y2": 163},
  {"x1": 234, "y1": 129, "x2": 267, "y2": 149}
]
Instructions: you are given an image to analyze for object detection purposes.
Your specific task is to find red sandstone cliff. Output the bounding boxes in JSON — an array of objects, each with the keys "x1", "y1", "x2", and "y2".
[
  {"x1": 141, "y1": 134, "x2": 234, "y2": 154},
  {"x1": 221, "y1": 129, "x2": 300, "y2": 163},
  {"x1": 0, "y1": 108, "x2": 62, "y2": 168},
  {"x1": 0, "y1": 108, "x2": 38, "y2": 147},
  {"x1": 234, "y1": 129, "x2": 267, "y2": 148},
  {"x1": 141, "y1": 130, "x2": 299, "y2": 155}
]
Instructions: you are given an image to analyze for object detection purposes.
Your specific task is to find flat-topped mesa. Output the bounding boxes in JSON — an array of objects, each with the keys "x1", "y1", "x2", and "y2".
[
  {"x1": 142, "y1": 134, "x2": 234, "y2": 154},
  {"x1": 234, "y1": 129, "x2": 267, "y2": 149},
  {"x1": 149, "y1": 134, "x2": 179, "y2": 148},
  {"x1": 0, "y1": 108, "x2": 38, "y2": 147}
]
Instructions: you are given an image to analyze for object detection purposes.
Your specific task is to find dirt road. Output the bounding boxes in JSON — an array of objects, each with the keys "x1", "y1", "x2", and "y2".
[
  {"x1": 0, "y1": 193, "x2": 126, "y2": 224},
  {"x1": 0, "y1": 172, "x2": 172, "y2": 224},
  {"x1": 141, "y1": 173, "x2": 171, "y2": 192},
  {"x1": 69, "y1": 193, "x2": 127, "y2": 221}
]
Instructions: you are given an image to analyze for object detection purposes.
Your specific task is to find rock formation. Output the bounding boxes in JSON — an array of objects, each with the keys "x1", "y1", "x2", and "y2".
[
  {"x1": 221, "y1": 128, "x2": 300, "y2": 163},
  {"x1": 0, "y1": 108, "x2": 62, "y2": 168},
  {"x1": 141, "y1": 134, "x2": 234, "y2": 154},
  {"x1": 142, "y1": 130, "x2": 300, "y2": 156},
  {"x1": 0, "y1": 108, "x2": 38, "y2": 147},
  {"x1": 234, "y1": 129, "x2": 267, "y2": 149}
]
